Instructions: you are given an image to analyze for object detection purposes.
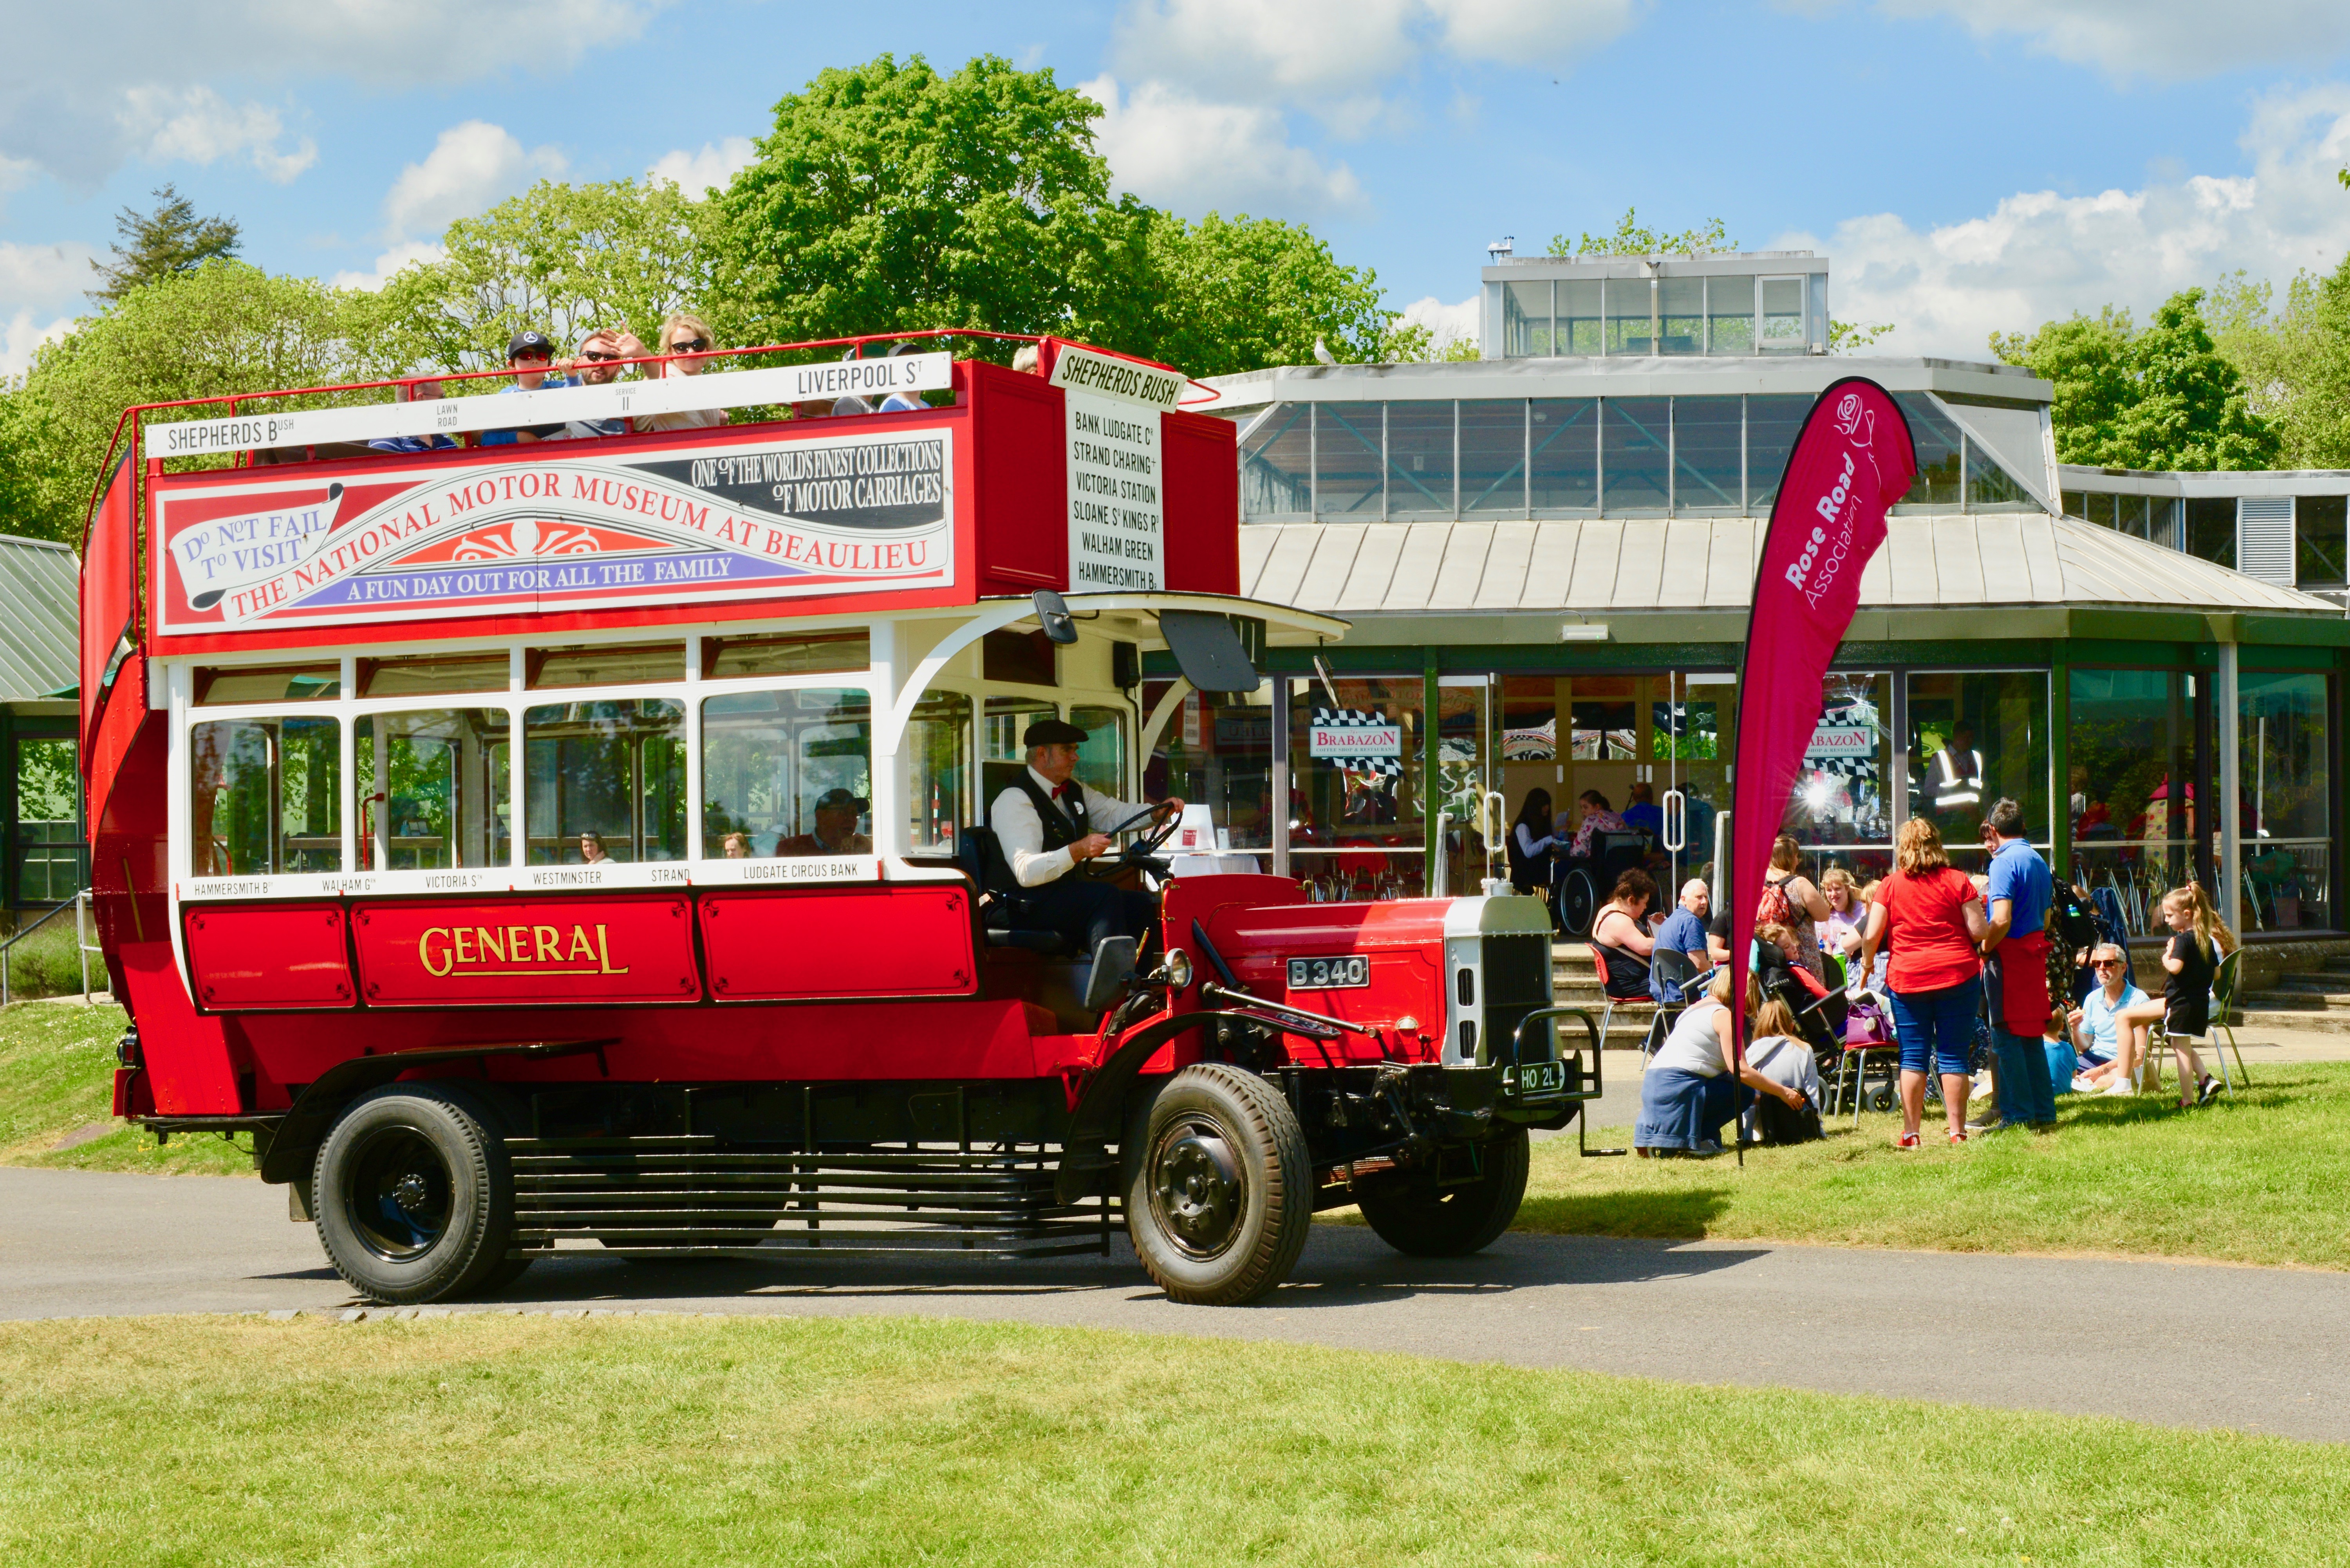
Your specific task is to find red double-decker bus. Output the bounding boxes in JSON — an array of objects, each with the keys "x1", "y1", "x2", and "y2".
[{"x1": 81, "y1": 332, "x2": 1591, "y2": 1305}]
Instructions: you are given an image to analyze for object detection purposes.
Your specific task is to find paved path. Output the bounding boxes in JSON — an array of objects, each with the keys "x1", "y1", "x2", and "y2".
[{"x1": 6, "y1": 1169, "x2": 2347, "y2": 1442}]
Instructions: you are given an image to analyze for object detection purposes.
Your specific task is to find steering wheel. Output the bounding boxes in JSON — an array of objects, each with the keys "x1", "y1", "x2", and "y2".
[{"x1": 1082, "y1": 800, "x2": 1185, "y2": 877}]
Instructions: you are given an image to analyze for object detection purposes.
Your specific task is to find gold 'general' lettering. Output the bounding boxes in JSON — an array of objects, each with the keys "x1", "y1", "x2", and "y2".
[{"x1": 409, "y1": 918, "x2": 630, "y2": 978}]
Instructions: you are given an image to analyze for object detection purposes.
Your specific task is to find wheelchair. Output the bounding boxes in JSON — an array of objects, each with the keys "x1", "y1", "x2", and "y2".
[{"x1": 1549, "y1": 828, "x2": 1655, "y2": 938}]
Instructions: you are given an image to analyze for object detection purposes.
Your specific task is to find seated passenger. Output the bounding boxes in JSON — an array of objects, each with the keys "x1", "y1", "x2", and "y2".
[
  {"x1": 720, "y1": 831, "x2": 750, "y2": 859},
  {"x1": 776, "y1": 789, "x2": 873, "y2": 857},
  {"x1": 577, "y1": 832, "x2": 610, "y2": 864},
  {"x1": 1620, "y1": 779, "x2": 1664, "y2": 837},
  {"x1": 988, "y1": 718, "x2": 1183, "y2": 961},
  {"x1": 1010, "y1": 344, "x2": 1043, "y2": 375},
  {"x1": 556, "y1": 326, "x2": 647, "y2": 438},
  {"x1": 1568, "y1": 789, "x2": 1625, "y2": 857},
  {"x1": 635, "y1": 313, "x2": 729, "y2": 433},
  {"x1": 369, "y1": 378, "x2": 457, "y2": 453},
  {"x1": 481, "y1": 330, "x2": 574, "y2": 445},
  {"x1": 878, "y1": 340, "x2": 929, "y2": 411}
]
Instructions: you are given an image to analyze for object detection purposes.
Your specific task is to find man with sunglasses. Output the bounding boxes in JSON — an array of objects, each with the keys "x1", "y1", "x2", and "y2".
[
  {"x1": 481, "y1": 329, "x2": 574, "y2": 445},
  {"x1": 2066, "y1": 943, "x2": 2150, "y2": 1093},
  {"x1": 556, "y1": 326, "x2": 648, "y2": 439}
]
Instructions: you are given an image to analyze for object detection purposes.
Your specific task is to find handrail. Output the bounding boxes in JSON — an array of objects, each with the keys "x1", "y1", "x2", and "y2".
[{"x1": 0, "y1": 890, "x2": 96, "y2": 1008}]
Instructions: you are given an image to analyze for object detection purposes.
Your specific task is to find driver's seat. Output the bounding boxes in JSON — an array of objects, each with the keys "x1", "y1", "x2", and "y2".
[{"x1": 956, "y1": 826, "x2": 1070, "y2": 955}]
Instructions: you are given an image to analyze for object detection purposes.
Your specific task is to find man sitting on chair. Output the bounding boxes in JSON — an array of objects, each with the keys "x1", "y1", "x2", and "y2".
[{"x1": 990, "y1": 718, "x2": 1183, "y2": 959}]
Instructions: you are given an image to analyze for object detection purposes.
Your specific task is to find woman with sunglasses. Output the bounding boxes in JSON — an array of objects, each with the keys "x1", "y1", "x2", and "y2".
[
  {"x1": 2065, "y1": 942, "x2": 2150, "y2": 1093},
  {"x1": 636, "y1": 312, "x2": 729, "y2": 433}
]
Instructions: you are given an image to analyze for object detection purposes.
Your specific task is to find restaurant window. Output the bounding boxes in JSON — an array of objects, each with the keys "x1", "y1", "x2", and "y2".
[
  {"x1": 195, "y1": 663, "x2": 340, "y2": 704},
  {"x1": 1145, "y1": 682, "x2": 1275, "y2": 852},
  {"x1": 1893, "y1": 395, "x2": 1962, "y2": 510},
  {"x1": 1315, "y1": 403, "x2": 1384, "y2": 518},
  {"x1": 1672, "y1": 396, "x2": 1743, "y2": 514},
  {"x1": 528, "y1": 642, "x2": 685, "y2": 689},
  {"x1": 1529, "y1": 399, "x2": 1598, "y2": 512},
  {"x1": 1604, "y1": 276, "x2": 1653, "y2": 355},
  {"x1": 1239, "y1": 403, "x2": 1310, "y2": 521},
  {"x1": 523, "y1": 698, "x2": 685, "y2": 863},
  {"x1": 1290, "y1": 676, "x2": 1424, "y2": 900},
  {"x1": 1386, "y1": 401, "x2": 1456, "y2": 520},
  {"x1": 1558, "y1": 278, "x2": 1603, "y2": 356},
  {"x1": 355, "y1": 709, "x2": 510, "y2": 870},
  {"x1": 907, "y1": 690, "x2": 970, "y2": 853},
  {"x1": 2241, "y1": 671, "x2": 2331, "y2": 932},
  {"x1": 2186, "y1": 499, "x2": 2236, "y2": 569},
  {"x1": 701, "y1": 689, "x2": 872, "y2": 859},
  {"x1": 1906, "y1": 671, "x2": 2049, "y2": 875},
  {"x1": 1964, "y1": 442, "x2": 2035, "y2": 513},
  {"x1": 1461, "y1": 400, "x2": 1528, "y2": 514},
  {"x1": 1745, "y1": 395, "x2": 1812, "y2": 514},
  {"x1": 2296, "y1": 496, "x2": 2348, "y2": 589},
  {"x1": 190, "y1": 716, "x2": 341, "y2": 877},
  {"x1": 1505, "y1": 280, "x2": 1553, "y2": 356},
  {"x1": 360, "y1": 651, "x2": 509, "y2": 697},
  {"x1": 1780, "y1": 673, "x2": 1893, "y2": 884},
  {"x1": 2068, "y1": 669, "x2": 2196, "y2": 932},
  {"x1": 1706, "y1": 275, "x2": 1755, "y2": 354},
  {"x1": 1658, "y1": 276, "x2": 1704, "y2": 355},
  {"x1": 1602, "y1": 397, "x2": 1670, "y2": 514}
]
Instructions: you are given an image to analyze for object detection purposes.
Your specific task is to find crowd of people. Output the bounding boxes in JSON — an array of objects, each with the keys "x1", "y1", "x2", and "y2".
[
  {"x1": 1594, "y1": 796, "x2": 2240, "y2": 1158},
  {"x1": 371, "y1": 320, "x2": 1007, "y2": 454}
]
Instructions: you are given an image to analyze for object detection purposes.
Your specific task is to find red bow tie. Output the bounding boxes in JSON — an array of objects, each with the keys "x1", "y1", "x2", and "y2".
[{"x1": 1053, "y1": 783, "x2": 1075, "y2": 801}]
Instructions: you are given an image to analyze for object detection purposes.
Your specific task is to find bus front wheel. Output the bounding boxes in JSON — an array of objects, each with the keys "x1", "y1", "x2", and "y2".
[{"x1": 313, "y1": 1083, "x2": 517, "y2": 1305}]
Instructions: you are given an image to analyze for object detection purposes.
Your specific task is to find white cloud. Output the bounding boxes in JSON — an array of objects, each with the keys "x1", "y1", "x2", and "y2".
[
  {"x1": 1084, "y1": 76, "x2": 1365, "y2": 219},
  {"x1": 647, "y1": 137, "x2": 757, "y2": 195},
  {"x1": 382, "y1": 122, "x2": 566, "y2": 240},
  {"x1": 1399, "y1": 292, "x2": 1481, "y2": 352},
  {"x1": 121, "y1": 87, "x2": 316, "y2": 184},
  {"x1": 0, "y1": 240, "x2": 99, "y2": 378},
  {"x1": 1, "y1": 0, "x2": 665, "y2": 189},
  {"x1": 1792, "y1": 85, "x2": 2350, "y2": 358},
  {"x1": 0, "y1": 310, "x2": 76, "y2": 381},
  {"x1": 331, "y1": 240, "x2": 446, "y2": 292},
  {"x1": 1879, "y1": 0, "x2": 2350, "y2": 81}
]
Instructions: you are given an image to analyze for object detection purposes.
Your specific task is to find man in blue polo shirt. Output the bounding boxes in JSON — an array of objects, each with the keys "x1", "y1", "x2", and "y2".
[
  {"x1": 1649, "y1": 878, "x2": 1714, "y2": 1004},
  {"x1": 1980, "y1": 796, "x2": 2057, "y2": 1131}
]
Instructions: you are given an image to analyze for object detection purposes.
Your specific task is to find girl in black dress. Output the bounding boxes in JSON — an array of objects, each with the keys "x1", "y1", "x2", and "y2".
[{"x1": 2153, "y1": 883, "x2": 2234, "y2": 1107}]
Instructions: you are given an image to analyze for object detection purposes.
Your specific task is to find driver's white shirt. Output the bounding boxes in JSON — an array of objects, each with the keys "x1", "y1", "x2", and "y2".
[{"x1": 991, "y1": 765, "x2": 1151, "y2": 888}]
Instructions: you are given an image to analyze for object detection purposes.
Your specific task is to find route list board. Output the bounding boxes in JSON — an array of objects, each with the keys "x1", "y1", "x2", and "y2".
[{"x1": 1050, "y1": 344, "x2": 1183, "y2": 592}]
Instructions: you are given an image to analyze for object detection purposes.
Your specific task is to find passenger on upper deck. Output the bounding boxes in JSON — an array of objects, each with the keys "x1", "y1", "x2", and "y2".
[
  {"x1": 635, "y1": 313, "x2": 729, "y2": 434},
  {"x1": 989, "y1": 718, "x2": 1183, "y2": 961},
  {"x1": 368, "y1": 378, "x2": 457, "y2": 454},
  {"x1": 481, "y1": 330, "x2": 574, "y2": 445},
  {"x1": 878, "y1": 341, "x2": 928, "y2": 412},
  {"x1": 558, "y1": 326, "x2": 648, "y2": 439},
  {"x1": 776, "y1": 789, "x2": 873, "y2": 857}
]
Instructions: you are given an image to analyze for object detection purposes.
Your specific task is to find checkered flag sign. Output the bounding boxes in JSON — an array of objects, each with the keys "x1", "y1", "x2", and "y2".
[{"x1": 1310, "y1": 707, "x2": 1405, "y2": 776}]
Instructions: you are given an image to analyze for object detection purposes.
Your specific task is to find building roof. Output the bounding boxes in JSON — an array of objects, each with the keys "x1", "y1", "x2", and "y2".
[
  {"x1": 0, "y1": 535, "x2": 81, "y2": 702},
  {"x1": 1194, "y1": 354, "x2": 2051, "y2": 410},
  {"x1": 1239, "y1": 513, "x2": 2341, "y2": 623}
]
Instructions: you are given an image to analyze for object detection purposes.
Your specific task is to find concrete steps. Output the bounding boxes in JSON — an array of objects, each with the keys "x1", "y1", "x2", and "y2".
[{"x1": 1552, "y1": 949, "x2": 1666, "y2": 1048}]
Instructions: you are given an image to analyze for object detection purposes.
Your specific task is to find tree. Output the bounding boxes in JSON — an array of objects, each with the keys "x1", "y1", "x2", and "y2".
[
  {"x1": 1548, "y1": 208, "x2": 1733, "y2": 258},
  {"x1": 87, "y1": 184, "x2": 242, "y2": 305},
  {"x1": 379, "y1": 177, "x2": 721, "y2": 372},
  {"x1": 2209, "y1": 257, "x2": 2350, "y2": 470},
  {"x1": 1106, "y1": 210, "x2": 1403, "y2": 375},
  {"x1": 1992, "y1": 289, "x2": 2277, "y2": 470}
]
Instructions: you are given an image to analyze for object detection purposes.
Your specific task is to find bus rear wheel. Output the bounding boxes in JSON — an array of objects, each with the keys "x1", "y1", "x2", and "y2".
[
  {"x1": 1355, "y1": 1126, "x2": 1529, "y2": 1258},
  {"x1": 313, "y1": 1084, "x2": 516, "y2": 1305},
  {"x1": 1126, "y1": 1063, "x2": 1310, "y2": 1306}
]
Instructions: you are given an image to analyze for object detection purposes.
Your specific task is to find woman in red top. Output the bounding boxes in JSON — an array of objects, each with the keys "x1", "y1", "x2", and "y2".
[{"x1": 1860, "y1": 818, "x2": 1989, "y2": 1147}]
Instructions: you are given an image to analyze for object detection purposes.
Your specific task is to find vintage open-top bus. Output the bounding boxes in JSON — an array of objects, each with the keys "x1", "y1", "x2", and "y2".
[{"x1": 81, "y1": 332, "x2": 1591, "y2": 1305}]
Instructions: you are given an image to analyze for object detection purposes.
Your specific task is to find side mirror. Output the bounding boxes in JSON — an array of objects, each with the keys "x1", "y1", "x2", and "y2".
[{"x1": 1033, "y1": 589, "x2": 1078, "y2": 645}]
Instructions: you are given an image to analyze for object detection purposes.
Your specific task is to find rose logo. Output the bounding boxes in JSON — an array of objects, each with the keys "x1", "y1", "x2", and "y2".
[{"x1": 1832, "y1": 391, "x2": 1874, "y2": 446}]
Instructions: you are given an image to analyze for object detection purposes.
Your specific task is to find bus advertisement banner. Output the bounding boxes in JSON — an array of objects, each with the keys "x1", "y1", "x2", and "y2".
[{"x1": 150, "y1": 425, "x2": 954, "y2": 638}]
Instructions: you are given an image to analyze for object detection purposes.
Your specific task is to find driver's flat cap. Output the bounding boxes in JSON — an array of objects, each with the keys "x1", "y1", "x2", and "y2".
[{"x1": 1022, "y1": 717, "x2": 1089, "y2": 747}]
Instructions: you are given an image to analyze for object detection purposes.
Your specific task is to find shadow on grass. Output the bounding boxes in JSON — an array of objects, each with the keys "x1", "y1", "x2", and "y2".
[{"x1": 1515, "y1": 1185, "x2": 1736, "y2": 1241}]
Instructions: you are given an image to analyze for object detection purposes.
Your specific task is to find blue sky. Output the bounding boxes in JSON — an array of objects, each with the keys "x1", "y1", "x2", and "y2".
[{"x1": 6, "y1": 0, "x2": 2350, "y2": 374}]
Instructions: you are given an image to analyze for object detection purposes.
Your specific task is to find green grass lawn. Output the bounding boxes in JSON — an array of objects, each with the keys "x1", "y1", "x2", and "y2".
[
  {"x1": 1507, "y1": 1063, "x2": 2350, "y2": 1270},
  {"x1": 4, "y1": 1312, "x2": 2345, "y2": 1567},
  {"x1": 0, "y1": 1002, "x2": 250, "y2": 1176}
]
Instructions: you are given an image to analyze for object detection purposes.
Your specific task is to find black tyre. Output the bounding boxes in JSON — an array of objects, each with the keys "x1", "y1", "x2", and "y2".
[
  {"x1": 1554, "y1": 869, "x2": 1598, "y2": 938},
  {"x1": 313, "y1": 1083, "x2": 515, "y2": 1305},
  {"x1": 1125, "y1": 1063, "x2": 1311, "y2": 1306},
  {"x1": 1355, "y1": 1126, "x2": 1529, "y2": 1258}
]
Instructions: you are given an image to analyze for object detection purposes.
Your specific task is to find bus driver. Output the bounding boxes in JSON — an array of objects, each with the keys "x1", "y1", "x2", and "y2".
[{"x1": 990, "y1": 718, "x2": 1183, "y2": 961}]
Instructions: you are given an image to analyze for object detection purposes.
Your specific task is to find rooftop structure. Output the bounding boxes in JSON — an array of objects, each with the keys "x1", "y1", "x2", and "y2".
[{"x1": 1481, "y1": 249, "x2": 1830, "y2": 359}]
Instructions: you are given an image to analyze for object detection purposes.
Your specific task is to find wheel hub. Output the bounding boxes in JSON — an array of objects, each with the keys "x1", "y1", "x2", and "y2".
[
  {"x1": 390, "y1": 1172, "x2": 432, "y2": 1214},
  {"x1": 1152, "y1": 1127, "x2": 1242, "y2": 1256}
]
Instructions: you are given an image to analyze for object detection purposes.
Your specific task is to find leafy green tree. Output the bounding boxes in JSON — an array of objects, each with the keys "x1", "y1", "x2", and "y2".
[
  {"x1": 88, "y1": 184, "x2": 242, "y2": 305},
  {"x1": 2210, "y1": 258, "x2": 2350, "y2": 469},
  {"x1": 379, "y1": 177, "x2": 721, "y2": 372},
  {"x1": 1110, "y1": 210, "x2": 1402, "y2": 374},
  {"x1": 1992, "y1": 289, "x2": 2277, "y2": 470},
  {"x1": 1547, "y1": 208, "x2": 1734, "y2": 258}
]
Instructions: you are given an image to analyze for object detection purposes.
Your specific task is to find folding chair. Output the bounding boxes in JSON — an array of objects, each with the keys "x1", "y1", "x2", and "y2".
[
  {"x1": 1586, "y1": 942, "x2": 1660, "y2": 1058},
  {"x1": 2139, "y1": 951, "x2": 2245, "y2": 1098},
  {"x1": 1645, "y1": 946, "x2": 1715, "y2": 1060}
]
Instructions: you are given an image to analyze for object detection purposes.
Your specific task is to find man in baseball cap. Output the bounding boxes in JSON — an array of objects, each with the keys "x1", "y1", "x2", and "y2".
[
  {"x1": 776, "y1": 787, "x2": 873, "y2": 857},
  {"x1": 482, "y1": 328, "x2": 573, "y2": 445},
  {"x1": 988, "y1": 716, "x2": 1183, "y2": 968}
]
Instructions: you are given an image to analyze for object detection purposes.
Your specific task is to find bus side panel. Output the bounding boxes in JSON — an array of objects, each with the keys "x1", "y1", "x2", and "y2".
[
  {"x1": 79, "y1": 451, "x2": 137, "y2": 769},
  {"x1": 89, "y1": 700, "x2": 166, "y2": 995},
  {"x1": 119, "y1": 940, "x2": 244, "y2": 1115},
  {"x1": 350, "y1": 896, "x2": 701, "y2": 1007},
  {"x1": 701, "y1": 884, "x2": 975, "y2": 1001},
  {"x1": 1161, "y1": 410, "x2": 1241, "y2": 595},
  {"x1": 183, "y1": 903, "x2": 355, "y2": 1010},
  {"x1": 969, "y1": 361, "x2": 1067, "y2": 594},
  {"x1": 226, "y1": 997, "x2": 1049, "y2": 1092}
]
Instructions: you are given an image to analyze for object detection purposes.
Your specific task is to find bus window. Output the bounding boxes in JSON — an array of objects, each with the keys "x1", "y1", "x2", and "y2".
[
  {"x1": 705, "y1": 630, "x2": 870, "y2": 680},
  {"x1": 354, "y1": 709, "x2": 511, "y2": 870},
  {"x1": 523, "y1": 699, "x2": 686, "y2": 863},
  {"x1": 360, "y1": 652, "x2": 510, "y2": 698},
  {"x1": 907, "y1": 690, "x2": 970, "y2": 852},
  {"x1": 195, "y1": 664, "x2": 340, "y2": 704},
  {"x1": 529, "y1": 642, "x2": 686, "y2": 689},
  {"x1": 1071, "y1": 704, "x2": 1128, "y2": 796},
  {"x1": 702, "y1": 689, "x2": 872, "y2": 858},
  {"x1": 190, "y1": 717, "x2": 342, "y2": 876},
  {"x1": 982, "y1": 696, "x2": 1055, "y2": 815}
]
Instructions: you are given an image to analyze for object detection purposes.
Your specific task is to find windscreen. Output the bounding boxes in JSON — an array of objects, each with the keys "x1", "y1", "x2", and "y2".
[{"x1": 1159, "y1": 610, "x2": 1258, "y2": 693}]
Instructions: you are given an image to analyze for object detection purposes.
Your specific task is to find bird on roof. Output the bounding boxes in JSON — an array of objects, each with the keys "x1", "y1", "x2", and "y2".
[{"x1": 1313, "y1": 337, "x2": 1338, "y2": 366}]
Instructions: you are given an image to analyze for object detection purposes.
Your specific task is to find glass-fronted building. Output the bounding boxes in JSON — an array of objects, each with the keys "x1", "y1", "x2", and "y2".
[{"x1": 1167, "y1": 251, "x2": 2350, "y2": 944}]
